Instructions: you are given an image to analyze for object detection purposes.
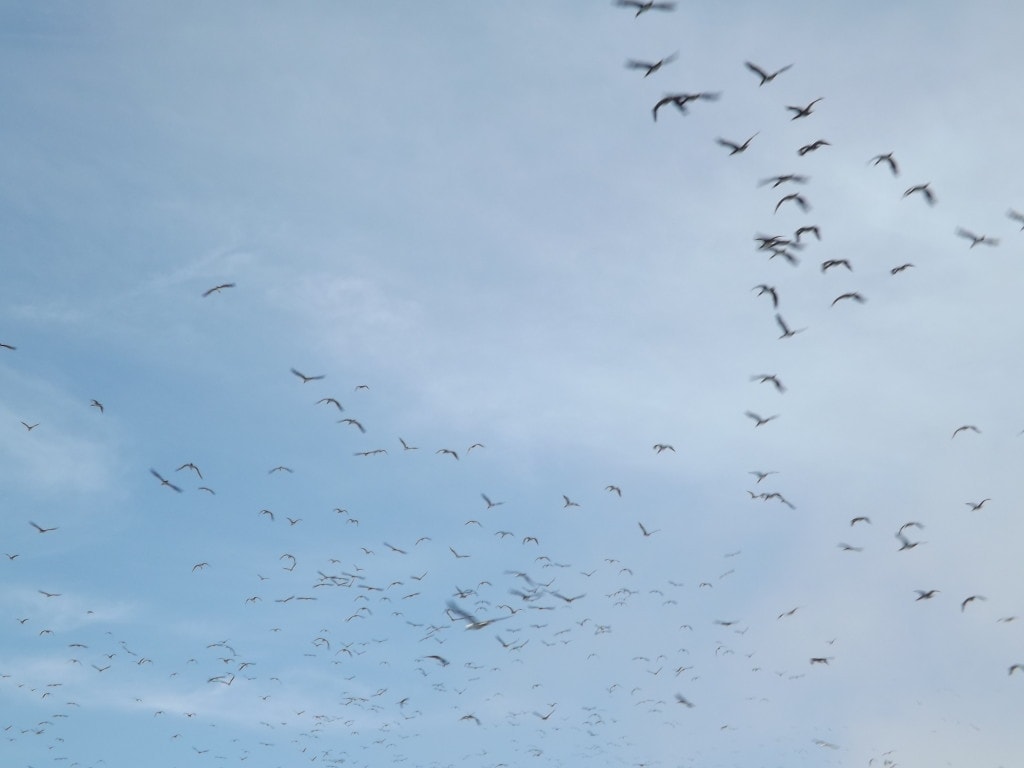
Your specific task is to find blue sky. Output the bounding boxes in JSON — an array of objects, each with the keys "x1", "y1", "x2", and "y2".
[{"x1": 2, "y1": 2, "x2": 1024, "y2": 767}]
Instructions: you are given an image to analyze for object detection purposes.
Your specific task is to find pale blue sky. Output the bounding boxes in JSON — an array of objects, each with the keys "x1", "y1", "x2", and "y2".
[{"x1": 2, "y1": 3, "x2": 1023, "y2": 767}]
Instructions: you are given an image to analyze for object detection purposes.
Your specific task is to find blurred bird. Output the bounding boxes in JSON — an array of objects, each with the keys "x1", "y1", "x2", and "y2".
[
  {"x1": 903, "y1": 183, "x2": 936, "y2": 205},
  {"x1": 201, "y1": 283, "x2": 235, "y2": 297},
  {"x1": 616, "y1": 0, "x2": 676, "y2": 16},
  {"x1": 625, "y1": 51, "x2": 677, "y2": 76},
  {"x1": 745, "y1": 61, "x2": 792, "y2": 85},
  {"x1": 869, "y1": 152, "x2": 899, "y2": 175},
  {"x1": 786, "y1": 97, "x2": 823, "y2": 119},
  {"x1": 290, "y1": 368, "x2": 325, "y2": 383}
]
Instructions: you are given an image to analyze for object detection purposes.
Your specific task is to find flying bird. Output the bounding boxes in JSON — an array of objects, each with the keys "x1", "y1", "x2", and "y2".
[
  {"x1": 758, "y1": 174, "x2": 808, "y2": 188},
  {"x1": 785, "y1": 97, "x2": 823, "y2": 119},
  {"x1": 752, "y1": 284, "x2": 779, "y2": 308},
  {"x1": 446, "y1": 600, "x2": 511, "y2": 630},
  {"x1": 903, "y1": 183, "x2": 936, "y2": 205},
  {"x1": 638, "y1": 522, "x2": 660, "y2": 537},
  {"x1": 955, "y1": 227, "x2": 999, "y2": 248},
  {"x1": 653, "y1": 443, "x2": 675, "y2": 453},
  {"x1": 625, "y1": 51, "x2": 677, "y2": 77},
  {"x1": 1007, "y1": 209, "x2": 1024, "y2": 230},
  {"x1": 716, "y1": 133, "x2": 758, "y2": 155},
  {"x1": 915, "y1": 590, "x2": 940, "y2": 601},
  {"x1": 436, "y1": 448, "x2": 459, "y2": 460},
  {"x1": 744, "y1": 61, "x2": 792, "y2": 85},
  {"x1": 748, "y1": 470, "x2": 778, "y2": 483},
  {"x1": 775, "y1": 313, "x2": 806, "y2": 339},
  {"x1": 201, "y1": 283, "x2": 235, "y2": 297},
  {"x1": 605, "y1": 485, "x2": 623, "y2": 496},
  {"x1": 745, "y1": 411, "x2": 778, "y2": 427},
  {"x1": 317, "y1": 397, "x2": 344, "y2": 411},
  {"x1": 149, "y1": 469, "x2": 183, "y2": 493},
  {"x1": 89, "y1": 399, "x2": 104, "y2": 412},
  {"x1": 290, "y1": 368, "x2": 325, "y2": 383},
  {"x1": 176, "y1": 462, "x2": 203, "y2": 479},
  {"x1": 30, "y1": 521, "x2": 58, "y2": 534},
  {"x1": 751, "y1": 374, "x2": 786, "y2": 393},
  {"x1": 21, "y1": 422, "x2": 39, "y2": 431},
  {"x1": 890, "y1": 263, "x2": 915, "y2": 274},
  {"x1": 562, "y1": 495, "x2": 580, "y2": 508},
  {"x1": 821, "y1": 259, "x2": 853, "y2": 272},
  {"x1": 0, "y1": 342, "x2": 15, "y2": 350},
  {"x1": 616, "y1": 0, "x2": 676, "y2": 16},
  {"x1": 338, "y1": 418, "x2": 366, "y2": 433},
  {"x1": 775, "y1": 193, "x2": 811, "y2": 213},
  {"x1": 961, "y1": 595, "x2": 986, "y2": 611},
  {"x1": 869, "y1": 152, "x2": 899, "y2": 175},
  {"x1": 951, "y1": 425, "x2": 981, "y2": 438},
  {"x1": 831, "y1": 292, "x2": 866, "y2": 306},
  {"x1": 797, "y1": 139, "x2": 830, "y2": 156},
  {"x1": 965, "y1": 498, "x2": 991, "y2": 511},
  {"x1": 481, "y1": 493, "x2": 504, "y2": 509}
]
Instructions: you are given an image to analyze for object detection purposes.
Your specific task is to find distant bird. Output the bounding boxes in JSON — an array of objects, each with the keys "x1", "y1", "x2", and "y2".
[
  {"x1": 850, "y1": 516, "x2": 871, "y2": 526},
  {"x1": 753, "y1": 284, "x2": 779, "y2": 308},
  {"x1": 201, "y1": 283, "x2": 235, "y2": 297},
  {"x1": 749, "y1": 470, "x2": 777, "y2": 483},
  {"x1": 192, "y1": 562, "x2": 209, "y2": 572},
  {"x1": 716, "y1": 133, "x2": 758, "y2": 155},
  {"x1": 965, "y1": 498, "x2": 991, "y2": 511},
  {"x1": 268, "y1": 465, "x2": 293, "y2": 473},
  {"x1": 915, "y1": 590, "x2": 939, "y2": 601},
  {"x1": 176, "y1": 462, "x2": 203, "y2": 479},
  {"x1": 338, "y1": 418, "x2": 366, "y2": 433},
  {"x1": 89, "y1": 399, "x2": 104, "y2": 413},
  {"x1": 674, "y1": 693, "x2": 695, "y2": 707},
  {"x1": 951, "y1": 425, "x2": 981, "y2": 439},
  {"x1": 0, "y1": 342, "x2": 15, "y2": 350},
  {"x1": 794, "y1": 225, "x2": 821, "y2": 243},
  {"x1": 1007, "y1": 209, "x2": 1024, "y2": 230},
  {"x1": 745, "y1": 411, "x2": 778, "y2": 427},
  {"x1": 481, "y1": 493, "x2": 504, "y2": 509},
  {"x1": 869, "y1": 152, "x2": 899, "y2": 175},
  {"x1": 744, "y1": 61, "x2": 792, "y2": 85},
  {"x1": 890, "y1": 263, "x2": 915, "y2": 275},
  {"x1": 436, "y1": 448, "x2": 459, "y2": 460},
  {"x1": 896, "y1": 532, "x2": 922, "y2": 551},
  {"x1": 775, "y1": 193, "x2": 810, "y2": 213},
  {"x1": 821, "y1": 259, "x2": 852, "y2": 272},
  {"x1": 21, "y1": 422, "x2": 39, "y2": 431},
  {"x1": 652, "y1": 443, "x2": 675, "y2": 453},
  {"x1": 903, "y1": 183, "x2": 936, "y2": 205},
  {"x1": 605, "y1": 485, "x2": 623, "y2": 496},
  {"x1": 751, "y1": 374, "x2": 786, "y2": 393},
  {"x1": 562, "y1": 495, "x2": 580, "y2": 508},
  {"x1": 785, "y1": 97, "x2": 823, "y2": 119},
  {"x1": 838, "y1": 543, "x2": 863, "y2": 552},
  {"x1": 758, "y1": 174, "x2": 808, "y2": 188},
  {"x1": 831, "y1": 292, "x2": 866, "y2": 306},
  {"x1": 399, "y1": 438, "x2": 418, "y2": 451},
  {"x1": 449, "y1": 547, "x2": 470, "y2": 559},
  {"x1": 149, "y1": 469, "x2": 183, "y2": 493},
  {"x1": 775, "y1": 313, "x2": 806, "y2": 339},
  {"x1": 30, "y1": 521, "x2": 58, "y2": 534},
  {"x1": 955, "y1": 227, "x2": 999, "y2": 248},
  {"x1": 290, "y1": 368, "x2": 325, "y2": 383},
  {"x1": 797, "y1": 139, "x2": 830, "y2": 156},
  {"x1": 961, "y1": 595, "x2": 986, "y2": 612},
  {"x1": 616, "y1": 0, "x2": 676, "y2": 16},
  {"x1": 354, "y1": 449, "x2": 387, "y2": 456},
  {"x1": 625, "y1": 51, "x2": 677, "y2": 77},
  {"x1": 1009, "y1": 664, "x2": 1024, "y2": 675},
  {"x1": 317, "y1": 397, "x2": 344, "y2": 411},
  {"x1": 652, "y1": 91, "x2": 719, "y2": 121},
  {"x1": 638, "y1": 522, "x2": 660, "y2": 537},
  {"x1": 446, "y1": 600, "x2": 511, "y2": 629}
]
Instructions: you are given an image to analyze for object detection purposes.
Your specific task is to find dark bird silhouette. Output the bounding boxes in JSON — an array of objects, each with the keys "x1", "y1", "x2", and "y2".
[
  {"x1": 21, "y1": 422, "x2": 39, "y2": 431},
  {"x1": 786, "y1": 97, "x2": 823, "y2": 119},
  {"x1": 290, "y1": 368, "x2": 325, "y2": 383},
  {"x1": 965, "y1": 498, "x2": 991, "y2": 511},
  {"x1": 616, "y1": 0, "x2": 676, "y2": 16},
  {"x1": 961, "y1": 595, "x2": 986, "y2": 612},
  {"x1": 606, "y1": 485, "x2": 623, "y2": 496},
  {"x1": 399, "y1": 437, "x2": 418, "y2": 451},
  {"x1": 955, "y1": 227, "x2": 999, "y2": 248},
  {"x1": 651, "y1": 91, "x2": 719, "y2": 121},
  {"x1": 751, "y1": 374, "x2": 786, "y2": 393},
  {"x1": 850, "y1": 516, "x2": 871, "y2": 526},
  {"x1": 749, "y1": 470, "x2": 778, "y2": 483},
  {"x1": 268, "y1": 465, "x2": 293, "y2": 473},
  {"x1": 821, "y1": 259, "x2": 852, "y2": 272},
  {"x1": 481, "y1": 493, "x2": 504, "y2": 509},
  {"x1": 775, "y1": 313, "x2": 806, "y2": 339},
  {"x1": 176, "y1": 462, "x2": 203, "y2": 479},
  {"x1": 30, "y1": 522, "x2": 58, "y2": 534},
  {"x1": 890, "y1": 263, "x2": 915, "y2": 274},
  {"x1": 674, "y1": 693, "x2": 695, "y2": 707},
  {"x1": 149, "y1": 469, "x2": 183, "y2": 493},
  {"x1": 798, "y1": 139, "x2": 830, "y2": 156},
  {"x1": 638, "y1": 522, "x2": 660, "y2": 537},
  {"x1": 317, "y1": 397, "x2": 344, "y2": 411},
  {"x1": 0, "y1": 342, "x2": 15, "y2": 350},
  {"x1": 338, "y1": 418, "x2": 366, "y2": 433},
  {"x1": 903, "y1": 183, "x2": 936, "y2": 205},
  {"x1": 951, "y1": 425, "x2": 981, "y2": 439},
  {"x1": 758, "y1": 174, "x2": 808, "y2": 188},
  {"x1": 915, "y1": 589, "x2": 939, "y2": 601},
  {"x1": 794, "y1": 225, "x2": 821, "y2": 243},
  {"x1": 625, "y1": 51, "x2": 677, "y2": 77},
  {"x1": 869, "y1": 152, "x2": 899, "y2": 175},
  {"x1": 831, "y1": 292, "x2": 866, "y2": 306},
  {"x1": 745, "y1": 411, "x2": 778, "y2": 427},
  {"x1": 447, "y1": 600, "x2": 511, "y2": 630},
  {"x1": 652, "y1": 443, "x2": 675, "y2": 453},
  {"x1": 436, "y1": 448, "x2": 459, "y2": 460},
  {"x1": 716, "y1": 133, "x2": 758, "y2": 155},
  {"x1": 201, "y1": 283, "x2": 235, "y2": 297},
  {"x1": 744, "y1": 61, "x2": 792, "y2": 85},
  {"x1": 753, "y1": 284, "x2": 779, "y2": 308},
  {"x1": 775, "y1": 193, "x2": 811, "y2": 213},
  {"x1": 89, "y1": 399, "x2": 104, "y2": 413},
  {"x1": 562, "y1": 495, "x2": 580, "y2": 508}
]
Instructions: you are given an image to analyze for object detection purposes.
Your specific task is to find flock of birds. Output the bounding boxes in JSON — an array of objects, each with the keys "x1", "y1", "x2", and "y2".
[{"x1": 3, "y1": 4, "x2": 1023, "y2": 768}]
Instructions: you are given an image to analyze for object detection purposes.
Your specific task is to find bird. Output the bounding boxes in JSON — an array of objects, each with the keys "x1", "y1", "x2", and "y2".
[
  {"x1": 869, "y1": 152, "x2": 899, "y2": 175},
  {"x1": 1009, "y1": 664, "x2": 1024, "y2": 675},
  {"x1": 624, "y1": 51, "x2": 677, "y2": 77},
  {"x1": 399, "y1": 437, "x2": 418, "y2": 451},
  {"x1": 176, "y1": 462, "x2": 203, "y2": 479},
  {"x1": 831, "y1": 292, "x2": 866, "y2": 306},
  {"x1": 749, "y1": 470, "x2": 778, "y2": 483},
  {"x1": 30, "y1": 522, "x2": 58, "y2": 534},
  {"x1": 794, "y1": 225, "x2": 821, "y2": 243},
  {"x1": 915, "y1": 590, "x2": 940, "y2": 601},
  {"x1": 149, "y1": 469, "x2": 183, "y2": 493},
  {"x1": 652, "y1": 443, "x2": 675, "y2": 453},
  {"x1": 481, "y1": 493, "x2": 504, "y2": 509},
  {"x1": 951, "y1": 425, "x2": 981, "y2": 438},
  {"x1": 21, "y1": 422, "x2": 39, "y2": 431},
  {"x1": 674, "y1": 693, "x2": 695, "y2": 707},
  {"x1": 446, "y1": 600, "x2": 511, "y2": 630},
  {"x1": 752, "y1": 284, "x2": 779, "y2": 308},
  {"x1": 338, "y1": 418, "x2": 366, "y2": 433},
  {"x1": 268, "y1": 465, "x2": 293, "y2": 473},
  {"x1": 744, "y1": 61, "x2": 792, "y2": 85},
  {"x1": 745, "y1": 411, "x2": 778, "y2": 427},
  {"x1": 797, "y1": 139, "x2": 830, "y2": 156},
  {"x1": 850, "y1": 516, "x2": 871, "y2": 526},
  {"x1": 896, "y1": 532, "x2": 922, "y2": 551},
  {"x1": 652, "y1": 91, "x2": 719, "y2": 121},
  {"x1": 785, "y1": 97, "x2": 823, "y2": 119},
  {"x1": 965, "y1": 498, "x2": 991, "y2": 511},
  {"x1": 890, "y1": 263, "x2": 915, "y2": 274},
  {"x1": 821, "y1": 259, "x2": 852, "y2": 272},
  {"x1": 903, "y1": 183, "x2": 936, "y2": 205},
  {"x1": 838, "y1": 543, "x2": 863, "y2": 552},
  {"x1": 317, "y1": 397, "x2": 344, "y2": 411},
  {"x1": 616, "y1": 0, "x2": 676, "y2": 16},
  {"x1": 775, "y1": 313, "x2": 806, "y2": 339},
  {"x1": 751, "y1": 374, "x2": 786, "y2": 393},
  {"x1": 38, "y1": 590, "x2": 61, "y2": 597},
  {"x1": 562, "y1": 495, "x2": 580, "y2": 508},
  {"x1": 605, "y1": 485, "x2": 622, "y2": 496},
  {"x1": 436, "y1": 448, "x2": 459, "y2": 460},
  {"x1": 449, "y1": 547, "x2": 470, "y2": 559},
  {"x1": 201, "y1": 283, "x2": 235, "y2": 297},
  {"x1": 638, "y1": 522, "x2": 660, "y2": 537},
  {"x1": 0, "y1": 342, "x2": 15, "y2": 350},
  {"x1": 955, "y1": 227, "x2": 999, "y2": 248},
  {"x1": 716, "y1": 133, "x2": 758, "y2": 155},
  {"x1": 758, "y1": 174, "x2": 808, "y2": 188},
  {"x1": 961, "y1": 595, "x2": 986, "y2": 611},
  {"x1": 290, "y1": 368, "x2": 325, "y2": 383},
  {"x1": 89, "y1": 399, "x2": 104, "y2": 413},
  {"x1": 775, "y1": 193, "x2": 810, "y2": 213}
]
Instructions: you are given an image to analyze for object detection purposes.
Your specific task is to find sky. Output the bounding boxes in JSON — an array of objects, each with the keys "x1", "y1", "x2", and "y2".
[{"x1": 2, "y1": 2, "x2": 1024, "y2": 767}]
